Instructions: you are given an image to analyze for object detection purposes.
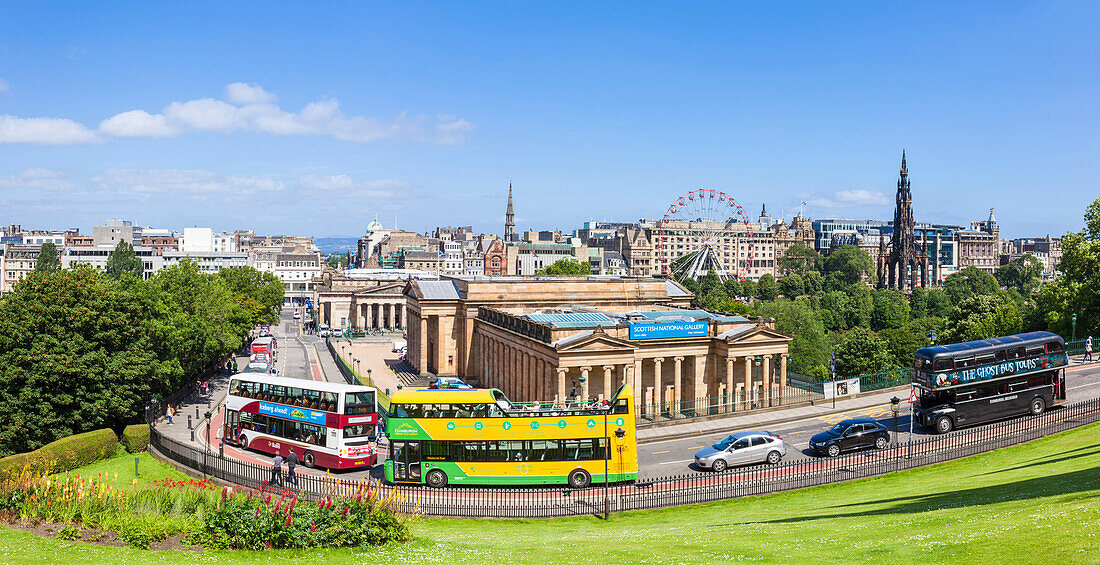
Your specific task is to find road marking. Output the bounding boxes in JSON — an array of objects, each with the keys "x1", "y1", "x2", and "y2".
[
  {"x1": 645, "y1": 405, "x2": 897, "y2": 446},
  {"x1": 652, "y1": 450, "x2": 670, "y2": 454},
  {"x1": 659, "y1": 459, "x2": 694, "y2": 465}
]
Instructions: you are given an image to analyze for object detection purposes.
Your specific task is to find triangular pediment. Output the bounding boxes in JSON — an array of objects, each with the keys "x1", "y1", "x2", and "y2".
[
  {"x1": 354, "y1": 283, "x2": 406, "y2": 296},
  {"x1": 724, "y1": 325, "x2": 792, "y2": 344},
  {"x1": 555, "y1": 331, "x2": 636, "y2": 352}
]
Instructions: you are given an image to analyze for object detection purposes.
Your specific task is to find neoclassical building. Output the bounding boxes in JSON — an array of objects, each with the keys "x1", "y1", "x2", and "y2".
[
  {"x1": 405, "y1": 276, "x2": 792, "y2": 412},
  {"x1": 315, "y1": 267, "x2": 434, "y2": 330}
]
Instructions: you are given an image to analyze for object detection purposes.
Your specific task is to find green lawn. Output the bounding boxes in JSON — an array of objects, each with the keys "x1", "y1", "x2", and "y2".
[{"x1": 3, "y1": 423, "x2": 1100, "y2": 564}]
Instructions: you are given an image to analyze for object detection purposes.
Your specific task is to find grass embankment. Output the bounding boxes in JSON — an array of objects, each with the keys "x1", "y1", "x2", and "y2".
[{"x1": 4, "y1": 423, "x2": 1100, "y2": 563}]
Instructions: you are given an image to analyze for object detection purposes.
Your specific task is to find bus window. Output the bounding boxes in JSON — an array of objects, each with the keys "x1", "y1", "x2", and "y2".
[
  {"x1": 1027, "y1": 347, "x2": 1044, "y2": 357},
  {"x1": 977, "y1": 354, "x2": 996, "y2": 365},
  {"x1": 487, "y1": 404, "x2": 504, "y2": 418},
  {"x1": 530, "y1": 440, "x2": 560, "y2": 461},
  {"x1": 392, "y1": 404, "x2": 410, "y2": 418},
  {"x1": 994, "y1": 350, "x2": 1006, "y2": 362},
  {"x1": 345, "y1": 391, "x2": 376, "y2": 415},
  {"x1": 612, "y1": 399, "x2": 629, "y2": 415},
  {"x1": 933, "y1": 358, "x2": 952, "y2": 371},
  {"x1": 486, "y1": 442, "x2": 509, "y2": 462},
  {"x1": 423, "y1": 442, "x2": 448, "y2": 461},
  {"x1": 1048, "y1": 341, "x2": 1064, "y2": 352},
  {"x1": 1009, "y1": 347, "x2": 1025, "y2": 359}
]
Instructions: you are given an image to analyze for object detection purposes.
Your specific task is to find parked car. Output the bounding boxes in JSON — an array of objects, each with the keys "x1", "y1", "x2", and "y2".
[
  {"x1": 694, "y1": 431, "x2": 786, "y2": 471},
  {"x1": 293, "y1": 311, "x2": 301, "y2": 320},
  {"x1": 332, "y1": 328, "x2": 343, "y2": 338},
  {"x1": 809, "y1": 418, "x2": 891, "y2": 457}
]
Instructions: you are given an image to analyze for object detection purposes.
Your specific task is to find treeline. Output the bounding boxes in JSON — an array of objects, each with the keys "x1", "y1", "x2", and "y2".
[
  {"x1": 682, "y1": 197, "x2": 1100, "y2": 382},
  {"x1": 0, "y1": 257, "x2": 283, "y2": 456}
]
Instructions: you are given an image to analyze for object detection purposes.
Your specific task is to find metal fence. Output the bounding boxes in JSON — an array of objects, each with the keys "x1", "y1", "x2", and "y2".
[
  {"x1": 325, "y1": 339, "x2": 393, "y2": 411},
  {"x1": 150, "y1": 395, "x2": 1100, "y2": 518}
]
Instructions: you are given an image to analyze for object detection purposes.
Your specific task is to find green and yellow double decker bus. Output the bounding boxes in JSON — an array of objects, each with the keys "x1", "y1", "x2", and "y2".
[{"x1": 383, "y1": 385, "x2": 638, "y2": 488}]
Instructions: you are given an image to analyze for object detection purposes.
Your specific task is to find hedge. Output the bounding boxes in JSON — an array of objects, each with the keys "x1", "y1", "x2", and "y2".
[
  {"x1": 120, "y1": 424, "x2": 150, "y2": 454},
  {"x1": 0, "y1": 428, "x2": 118, "y2": 478}
]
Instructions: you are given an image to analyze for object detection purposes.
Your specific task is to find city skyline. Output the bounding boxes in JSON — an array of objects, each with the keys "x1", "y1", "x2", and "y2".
[{"x1": 2, "y1": 3, "x2": 1098, "y2": 238}]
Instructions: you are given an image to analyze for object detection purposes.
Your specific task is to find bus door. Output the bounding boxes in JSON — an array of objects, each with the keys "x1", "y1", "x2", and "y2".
[
  {"x1": 392, "y1": 441, "x2": 422, "y2": 482},
  {"x1": 1056, "y1": 370, "x2": 1067, "y2": 401}
]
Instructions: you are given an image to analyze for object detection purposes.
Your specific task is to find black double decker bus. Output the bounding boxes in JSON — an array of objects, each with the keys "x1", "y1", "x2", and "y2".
[{"x1": 912, "y1": 331, "x2": 1068, "y2": 434}]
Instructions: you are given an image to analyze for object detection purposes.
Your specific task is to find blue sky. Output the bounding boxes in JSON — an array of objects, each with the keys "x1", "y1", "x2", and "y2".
[{"x1": 1, "y1": 2, "x2": 1097, "y2": 238}]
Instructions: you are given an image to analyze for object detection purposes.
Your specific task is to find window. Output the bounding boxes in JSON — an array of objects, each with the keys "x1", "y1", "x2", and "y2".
[{"x1": 750, "y1": 436, "x2": 767, "y2": 447}]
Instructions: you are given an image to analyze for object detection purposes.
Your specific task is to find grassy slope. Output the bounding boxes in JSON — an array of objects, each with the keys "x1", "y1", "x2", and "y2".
[{"x1": 3, "y1": 424, "x2": 1100, "y2": 564}]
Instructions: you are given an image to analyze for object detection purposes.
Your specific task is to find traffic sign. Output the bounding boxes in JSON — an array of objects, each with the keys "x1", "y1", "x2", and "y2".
[{"x1": 908, "y1": 388, "x2": 919, "y2": 404}]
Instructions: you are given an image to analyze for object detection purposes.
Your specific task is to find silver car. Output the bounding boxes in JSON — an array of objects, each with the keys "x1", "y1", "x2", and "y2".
[{"x1": 694, "y1": 431, "x2": 787, "y2": 472}]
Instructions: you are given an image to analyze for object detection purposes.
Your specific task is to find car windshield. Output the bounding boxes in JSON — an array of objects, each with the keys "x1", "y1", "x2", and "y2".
[
  {"x1": 712, "y1": 436, "x2": 736, "y2": 450},
  {"x1": 828, "y1": 423, "x2": 848, "y2": 435}
]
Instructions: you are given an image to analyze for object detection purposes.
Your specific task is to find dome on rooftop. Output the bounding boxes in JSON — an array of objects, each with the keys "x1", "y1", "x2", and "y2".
[{"x1": 367, "y1": 220, "x2": 384, "y2": 233}]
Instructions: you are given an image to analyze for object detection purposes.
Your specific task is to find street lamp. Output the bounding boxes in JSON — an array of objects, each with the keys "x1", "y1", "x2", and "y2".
[
  {"x1": 890, "y1": 396, "x2": 900, "y2": 444},
  {"x1": 1072, "y1": 313, "x2": 1078, "y2": 342}
]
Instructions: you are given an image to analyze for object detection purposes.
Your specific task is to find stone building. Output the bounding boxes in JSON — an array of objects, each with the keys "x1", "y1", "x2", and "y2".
[
  {"x1": 404, "y1": 276, "x2": 792, "y2": 412},
  {"x1": 315, "y1": 267, "x2": 436, "y2": 330}
]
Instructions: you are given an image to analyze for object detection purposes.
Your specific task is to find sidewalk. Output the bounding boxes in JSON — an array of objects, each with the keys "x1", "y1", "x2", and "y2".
[
  {"x1": 636, "y1": 387, "x2": 909, "y2": 444},
  {"x1": 156, "y1": 352, "x2": 246, "y2": 448}
]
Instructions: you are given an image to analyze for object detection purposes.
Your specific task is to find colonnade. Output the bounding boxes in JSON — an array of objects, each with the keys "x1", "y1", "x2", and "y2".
[{"x1": 356, "y1": 301, "x2": 403, "y2": 330}]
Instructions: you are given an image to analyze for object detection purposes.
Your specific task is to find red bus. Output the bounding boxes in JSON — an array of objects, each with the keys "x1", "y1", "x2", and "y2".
[
  {"x1": 250, "y1": 336, "x2": 277, "y2": 363},
  {"x1": 224, "y1": 373, "x2": 378, "y2": 469}
]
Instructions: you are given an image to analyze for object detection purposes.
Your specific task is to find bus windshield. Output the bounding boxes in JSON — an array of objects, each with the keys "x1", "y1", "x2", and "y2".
[{"x1": 345, "y1": 391, "x2": 376, "y2": 415}]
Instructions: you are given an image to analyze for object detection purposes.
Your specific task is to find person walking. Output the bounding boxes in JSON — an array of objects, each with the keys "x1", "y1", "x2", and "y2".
[
  {"x1": 232, "y1": 360, "x2": 238, "y2": 373},
  {"x1": 202, "y1": 381, "x2": 209, "y2": 396},
  {"x1": 270, "y1": 454, "x2": 284, "y2": 487},
  {"x1": 286, "y1": 448, "x2": 300, "y2": 487},
  {"x1": 1086, "y1": 335, "x2": 1094, "y2": 362},
  {"x1": 166, "y1": 404, "x2": 174, "y2": 425}
]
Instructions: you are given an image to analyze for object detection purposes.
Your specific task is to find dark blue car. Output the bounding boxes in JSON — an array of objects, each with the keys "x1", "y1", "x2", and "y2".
[{"x1": 809, "y1": 418, "x2": 890, "y2": 457}]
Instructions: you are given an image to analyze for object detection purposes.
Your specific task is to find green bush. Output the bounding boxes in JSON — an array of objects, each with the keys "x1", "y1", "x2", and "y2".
[
  {"x1": 0, "y1": 428, "x2": 118, "y2": 478},
  {"x1": 120, "y1": 424, "x2": 150, "y2": 453}
]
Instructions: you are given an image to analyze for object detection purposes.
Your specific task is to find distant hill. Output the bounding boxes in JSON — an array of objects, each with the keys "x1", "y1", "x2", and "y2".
[{"x1": 314, "y1": 237, "x2": 358, "y2": 254}]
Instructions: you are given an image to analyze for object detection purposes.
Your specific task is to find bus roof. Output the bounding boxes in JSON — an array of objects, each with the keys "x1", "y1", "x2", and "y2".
[
  {"x1": 915, "y1": 331, "x2": 1064, "y2": 359},
  {"x1": 230, "y1": 372, "x2": 374, "y2": 393},
  {"x1": 252, "y1": 336, "x2": 276, "y2": 345},
  {"x1": 389, "y1": 388, "x2": 501, "y2": 404}
]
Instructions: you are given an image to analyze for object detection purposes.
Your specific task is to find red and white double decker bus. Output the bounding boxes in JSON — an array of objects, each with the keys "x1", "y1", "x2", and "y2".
[
  {"x1": 250, "y1": 336, "x2": 277, "y2": 363},
  {"x1": 224, "y1": 373, "x2": 378, "y2": 469}
]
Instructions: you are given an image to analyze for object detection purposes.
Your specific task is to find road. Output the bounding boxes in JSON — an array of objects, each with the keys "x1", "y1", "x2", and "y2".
[{"x1": 637, "y1": 362, "x2": 1100, "y2": 478}]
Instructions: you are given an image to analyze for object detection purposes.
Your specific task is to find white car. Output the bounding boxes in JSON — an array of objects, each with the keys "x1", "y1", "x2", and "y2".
[
  {"x1": 333, "y1": 328, "x2": 344, "y2": 338},
  {"x1": 293, "y1": 311, "x2": 301, "y2": 320}
]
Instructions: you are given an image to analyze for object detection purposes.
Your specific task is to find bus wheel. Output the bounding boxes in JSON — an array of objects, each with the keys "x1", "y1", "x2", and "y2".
[
  {"x1": 238, "y1": 434, "x2": 248, "y2": 448},
  {"x1": 303, "y1": 451, "x2": 316, "y2": 468},
  {"x1": 426, "y1": 469, "x2": 448, "y2": 488},
  {"x1": 934, "y1": 416, "x2": 953, "y2": 434},
  {"x1": 1030, "y1": 397, "x2": 1046, "y2": 416},
  {"x1": 568, "y1": 468, "x2": 591, "y2": 489}
]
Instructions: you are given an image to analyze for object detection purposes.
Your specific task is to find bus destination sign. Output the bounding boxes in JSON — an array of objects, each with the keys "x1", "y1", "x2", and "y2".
[
  {"x1": 257, "y1": 402, "x2": 327, "y2": 425},
  {"x1": 921, "y1": 354, "x2": 1067, "y2": 390},
  {"x1": 628, "y1": 320, "x2": 708, "y2": 340}
]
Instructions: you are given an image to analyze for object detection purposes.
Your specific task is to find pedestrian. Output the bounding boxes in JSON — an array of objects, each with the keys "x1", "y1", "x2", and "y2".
[
  {"x1": 166, "y1": 404, "x2": 174, "y2": 425},
  {"x1": 232, "y1": 360, "x2": 238, "y2": 373},
  {"x1": 270, "y1": 453, "x2": 284, "y2": 487},
  {"x1": 202, "y1": 381, "x2": 209, "y2": 395},
  {"x1": 286, "y1": 448, "x2": 299, "y2": 486},
  {"x1": 1086, "y1": 335, "x2": 1094, "y2": 362}
]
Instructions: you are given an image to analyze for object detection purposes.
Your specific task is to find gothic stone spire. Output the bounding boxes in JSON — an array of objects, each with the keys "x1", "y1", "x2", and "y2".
[{"x1": 505, "y1": 183, "x2": 516, "y2": 242}]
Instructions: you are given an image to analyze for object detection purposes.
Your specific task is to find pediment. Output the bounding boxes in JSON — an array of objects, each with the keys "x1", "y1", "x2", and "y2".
[
  {"x1": 724, "y1": 325, "x2": 792, "y2": 344},
  {"x1": 555, "y1": 331, "x2": 636, "y2": 352},
  {"x1": 353, "y1": 283, "x2": 406, "y2": 296}
]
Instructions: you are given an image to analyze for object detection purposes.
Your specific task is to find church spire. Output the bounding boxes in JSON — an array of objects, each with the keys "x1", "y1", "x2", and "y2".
[{"x1": 504, "y1": 183, "x2": 516, "y2": 242}]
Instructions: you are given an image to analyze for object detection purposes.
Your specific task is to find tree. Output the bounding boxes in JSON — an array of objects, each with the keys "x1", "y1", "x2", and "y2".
[
  {"x1": 741, "y1": 279, "x2": 757, "y2": 300},
  {"x1": 995, "y1": 254, "x2": 1044, "y2": 294},
  {"x1": 823, "y1": 245, "x2": 874, "y2": 286},
  {"x1": 536, "y1": 258, "x2": 591, "y2": 275},
  {"x1": 756, "y1": 274, "x2": 778, "y2": 300},
  {"x1": 777, "y1": 244, "x2": 823, "y2": 276},
  {"x1": 722, "y1": 278, "x2": 743, "y2": 299},
  {"x1": 105, "y1": 240, "x2": 144, "y2": 279},
  {"x1": 698, "y1": 270, "x2": 721, "y2": 296},
  {"x1": 216, "y1": 266, "x2": 285, "y2": 326},
  {"x1": 803, "y1": 271, "x2": 825, "y2": 296},
  {"x1": 833, "y1": 327, "x2": 895, "y2": 377},
  {"x1": 759, "y1": 298, "x2": 828, "y2": 374},
  {"x1": 0, "y1": 268, "x2": 172, "y2": 455},
  {"x1": 778, "y1": 274, "x2": 804, "y2": 298},
  {"x1": 1044, "y1": 198, "x2": 1100, "y2": 339},
  {"x1": 944, "y1": 293, "x2": 1022, "y2": 343},
  {"x1": 870, "y1": 289, "x2": 910, "y2": 330},
  {"x1": 34, "y1": 242, "x2": 61, "y2": 272},
  {"x1": 943, "y1": 266, "x2": 999, "y2": 304}
]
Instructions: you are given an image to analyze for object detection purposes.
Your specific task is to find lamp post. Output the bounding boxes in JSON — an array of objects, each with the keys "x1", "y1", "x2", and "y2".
[
  {"x1": 890, "y1": 396, "x2": 900, "y2": 444},
  {"x1": 830, "y1": 352, "x2": 836, "y2": 409},
  {"x1": 1072, "y1": 313, "x2": 1078, "y2": 342}
]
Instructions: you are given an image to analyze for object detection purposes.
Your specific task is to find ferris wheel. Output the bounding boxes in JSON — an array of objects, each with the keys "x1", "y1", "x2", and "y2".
[{"x1": 656, "y1": 189, "x2": 755, "y2": 281}]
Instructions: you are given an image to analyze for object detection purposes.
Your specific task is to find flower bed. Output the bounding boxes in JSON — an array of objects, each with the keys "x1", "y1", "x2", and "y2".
[{"x1": 0, "y1": 463, "x2": 411, "y2": 550}]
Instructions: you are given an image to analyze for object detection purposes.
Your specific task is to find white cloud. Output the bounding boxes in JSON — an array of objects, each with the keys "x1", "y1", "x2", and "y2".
[
  {"x1": 0, "y1": 79, "x2": 9, "y2": 94},
  {"x1": 0, "y1": 115, "x2": 101, "y2": 145},
  {"x1": 224, "y1": 82, "x2": 277, "y2": 105},
  {"x1": 91, "y1": 169, "x2": 285, "y2": 196},
  {"x1": 2, "y1": 83, "x2": 473, "y2": 145},
  {"x1": 298, "y1": 174, "x2": 409, "y2": 198},
  {"x1": 801, "y1": 189, "x2": 890, "y2": 208},
  {"x1": 0, "y1": 168, "x2": 73, "y2": 191},
  {"x1": 98, "y1": 110, "x2": 177, "y2": 138}
]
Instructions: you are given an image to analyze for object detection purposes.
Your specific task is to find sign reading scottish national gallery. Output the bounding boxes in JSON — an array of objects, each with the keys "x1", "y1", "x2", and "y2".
[{"x1": 628, "y1": 320, "x2": 709, "y2": 340}]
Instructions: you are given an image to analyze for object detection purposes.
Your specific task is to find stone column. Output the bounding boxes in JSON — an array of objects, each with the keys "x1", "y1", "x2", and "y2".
[
  {"x1": 762, "y1": 355, "x2": 772, "y2": 404},
  {"x1": 633, "y1": 359, "x2": 642, "y2": 394},
  {"x1": 673, "y1": 356, "x2": 684, "y2": 413},
  {"x1": 725, "y1": 357, "x2": 735, "y2": 408},
  {"x1": 580, "y1": 366, "x2": 592, "y2": 402},
  {"x1": 780, "y1": 354, "x2": 788, "y2": 388},
  {"x1": 556, "y1": 367, "x2": 568, "y2": 403},
  {"x1": 602, "y1": 365, "x2": 614, "y2": 400},
  {"x1": 417, "y1": 313, "x2": 428, "y2": 375},
  {"x1": 743, "y1": 356, "x2": 752, "y2": 406}
]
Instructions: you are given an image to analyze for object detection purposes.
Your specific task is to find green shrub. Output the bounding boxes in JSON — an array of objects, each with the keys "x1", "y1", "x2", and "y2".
[
  {"x1": 0, "y1": 428, "x2": 118, "y2": 478},
  {"x1": 120, "y1": 425, "x2": 150, "y2": 453}
]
